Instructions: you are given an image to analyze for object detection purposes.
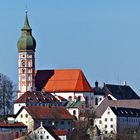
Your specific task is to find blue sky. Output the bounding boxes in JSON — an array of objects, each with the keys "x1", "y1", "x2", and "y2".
[{"x1": 1, "y1": 0, "x2": 140, "y2": 93}]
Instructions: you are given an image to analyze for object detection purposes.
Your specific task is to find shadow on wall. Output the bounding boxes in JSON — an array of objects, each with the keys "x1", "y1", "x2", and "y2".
[{"x1": 35, "y1": 70, "x2": 54, "y2": 91}]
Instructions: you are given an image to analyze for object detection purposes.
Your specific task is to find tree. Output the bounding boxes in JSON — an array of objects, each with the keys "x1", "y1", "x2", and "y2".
[{"x1": 0, "y1": 73, "x2": 15, "y2": 115}]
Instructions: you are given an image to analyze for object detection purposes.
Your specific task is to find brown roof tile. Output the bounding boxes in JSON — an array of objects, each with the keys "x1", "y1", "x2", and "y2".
[
  {"x1": 54, "y1": 129, "x2": 67, "y2": 136},
  {"x1": 15, "y1": 91, "x2": 59, "y2": 103},
  {"x1": 0, "y1": 122, "x2": 26, "y2": 127},
  {"x1": 24, "y1": 106, "x2": 73, "y2": 120},
  {"x1": 95, "y1": 97, "x2": 140, "y2": 118}
]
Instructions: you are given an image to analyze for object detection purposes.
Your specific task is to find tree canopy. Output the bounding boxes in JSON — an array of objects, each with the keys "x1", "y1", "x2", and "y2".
[{"x1": 0, "y1": 73, "x2": 15, "y2": 115}]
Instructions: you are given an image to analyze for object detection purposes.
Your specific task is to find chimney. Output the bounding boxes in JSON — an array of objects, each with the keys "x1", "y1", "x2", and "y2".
[{"x1": 124, "y1": 81, "x2": 127, "y2": 86}]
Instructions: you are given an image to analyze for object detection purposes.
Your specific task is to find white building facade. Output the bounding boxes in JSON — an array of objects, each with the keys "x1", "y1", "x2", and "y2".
[{"x1": 94, "y1": 106, "x2": 140, "y2": 136}]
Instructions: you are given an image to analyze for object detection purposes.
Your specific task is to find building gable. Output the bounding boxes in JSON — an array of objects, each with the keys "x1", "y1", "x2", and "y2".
[{"x1": 35, "y1": 69, "x2": 92, "y2": 92}]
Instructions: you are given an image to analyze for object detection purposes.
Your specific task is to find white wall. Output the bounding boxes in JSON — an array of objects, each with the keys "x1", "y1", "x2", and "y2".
[
  {"x1": 93, "y1": 95, "x2": 104, "y2": 109},
  {"x1": 29, "y1": 126, "x2": 56, "y2": 140},
  {"x1": 53, "y1": 92, "x2": 83, "y2": 101},
  {"x1": 14, "y1": 103, "x2": 26, "y2": 114},
  {"x1": 67, "y1": 108, "x2": 79, "y2": 119},
  {"x1": 15, "y1": 108, "x2": 34, "y2": 132},
  {"x1": 94, "y1": 107, "x2": 117, "y2": 135},
  {"x1": 59, "y1": 135, "x2": 67, "y2": 140}
]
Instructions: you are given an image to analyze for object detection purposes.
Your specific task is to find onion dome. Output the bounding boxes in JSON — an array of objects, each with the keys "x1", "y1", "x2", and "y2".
[{"x1": 17, "y1": 12, "x2": 36, "y2": 52}]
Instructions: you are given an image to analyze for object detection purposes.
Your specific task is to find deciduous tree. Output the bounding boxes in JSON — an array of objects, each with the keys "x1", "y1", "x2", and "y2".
[{"x1": 0, "y1": 73, "x2": 15, "y2": 115}]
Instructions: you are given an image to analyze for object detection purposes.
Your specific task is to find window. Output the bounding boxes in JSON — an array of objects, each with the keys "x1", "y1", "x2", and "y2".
[
  {"x1": 20, "y1": 114, "x2": 23, "y2": 118},
  {"x1": 95, "y1": 98, "x2": 98, "y2": 105},
  {"x1": 99, "y1": 120, "x2": 102, "y2": 124},
  {"x1": 105, "y1": 125, "x2": 107, "y2": 128},
  {"x1": 28, "y1": 61, "x2": 32, "y2": 67},
  {"x1": 25, "y1": 114, "x2": 28, "y2": 118},
  {"x1": 105, "y1": 131, "x2": 107, "y2": 134},
  {"x1": 110, "y1": 125, "x2": 113, "y2": 128},
  {"x1": 110, "y1": 131, "x2": 113, "y2": 134},
  {"x1": 85, "y1": 96, "x2": 89, "y2": 107},
  {"x1": 28, "y1": 75, "x2": 31, "y2": 81},
  {"x1": 99, "y1": 97, "x2": 102, "y2": 101},
  {"x1": 68, "y1": 121, "x2": 71, "y2": 125},
  {"x1": 22, "y1": 69, "x2": 25, "y2": 74},
  {"x1": 46, "y1": 136, "x2": 49, "y2": 139},
  {"x1": 21, "y1": 60, "x2": 25, "y2": 67},
  {"x1": 77, "y1": 96, "x2": 81, "y2": 101},
  {"x1": 73, "y1": 110, "x2": 76, "y2": 115},
  {"x1": 61, "y1": 121, "x2": 64, "y2": 125},
  {"x1": 105, "y1": 118, "x2": 107, "y2": 121},
  {"x1": 108, "y1": 111, "x2": 110, "y2": 114},
  {"x1": 55, "y1": 121, "x2": 58, "y2": 126},
  {"x1": 28, "y1": 69, "x2": 31, "y2": 73},
  {"x1": 40, "y1": 135, "x2": 43, "y2": 139},
  {"x1": 110, "y1": 118, "x2": 113, "y2": 121}
]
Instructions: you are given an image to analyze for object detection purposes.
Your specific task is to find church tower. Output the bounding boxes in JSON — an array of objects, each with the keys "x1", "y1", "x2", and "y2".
[{"x1": 17, "y1": 12, "x2": 36, "y2": 99}]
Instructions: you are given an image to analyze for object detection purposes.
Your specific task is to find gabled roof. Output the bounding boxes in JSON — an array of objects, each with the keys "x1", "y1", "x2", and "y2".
[
  {"x1": 35, "y1": 69, "x2": 92, "y2": 92},
  {"x1": 45, "y1": 127, "x2": 61, "y2": 140},
  {"x1": 104, "y1": 84, "x2": 140, "y2": 99},
  {"x1": 111, "y1": 107, "x2": 140, "y2": 117},
  {"x1": 34, "y1": 126, "x2": 61, "y2": 140},
  {"x1": 95, "y1": 97, "x2": 140, "y2": 118},
  {"x1": 15, "y1": 91, "x2": 59, "y2": 103},
  {"x1": 18, "y1": 106, "x2": 73, "y2": 120}
]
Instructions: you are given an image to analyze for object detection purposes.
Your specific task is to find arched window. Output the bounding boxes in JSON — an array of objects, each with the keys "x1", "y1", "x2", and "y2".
[
  {"x1": 22, "y1": 69, "x2": 25, "y2": 74},
  {"x1": 78, "y1": 96, "x2": 81, "y2": 101},
  {"x1": 85, "y1": 96, "x2": 89, "y2": 107},
  {"x1": 95, "y1": 98, "x2": 98, "y2": 105},
  {"x1": 73, "y1": 110, "x2": 76, "y2": 115},
  {"x1": 21, "y1": 60, "x2": 25, "y2": 67}
]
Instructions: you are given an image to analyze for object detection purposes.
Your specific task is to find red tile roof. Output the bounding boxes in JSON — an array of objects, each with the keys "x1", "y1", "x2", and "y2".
[
  {"x1": 15, "y1": 91, "x2": 59, "y2": 103},
  {"x1": 0, "y1": 122, "x2": 26, "y2": 127},
  {"x1": 35, "y1": 69, "x2": 92, "y2": 92},
  {"x1": 54, "y1": 129, "x2": 67, "y2": 136},
  {"x1": 23, "y1": 106, "x2": 73, "y2": 120}
]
